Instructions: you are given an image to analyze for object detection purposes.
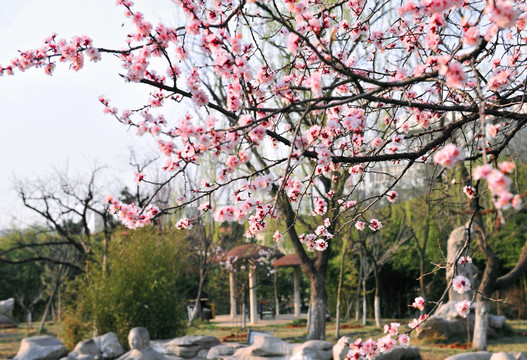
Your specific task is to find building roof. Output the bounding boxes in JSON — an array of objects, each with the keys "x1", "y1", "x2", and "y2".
[
  {"x1": 222, "y1": 243, "x2": 283, "y2": 260},
  {"x1": 272, "y1": 253, "x2": 301, "y2": 267}
]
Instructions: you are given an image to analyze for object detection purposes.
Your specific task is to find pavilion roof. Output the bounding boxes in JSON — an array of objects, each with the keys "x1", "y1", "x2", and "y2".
[
  {"x1": 272, "y1": 253, "x2": 301, "y2": 267},
  {"x1": 222, "y1": 243, "x2": 283, "y2": 260}
]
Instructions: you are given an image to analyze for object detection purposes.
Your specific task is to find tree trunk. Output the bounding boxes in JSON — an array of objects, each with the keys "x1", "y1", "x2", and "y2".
[
  {"x1": 362, "y1": 279, "x2": 367, "y2": 325},
  {"x1": 355, "y1": 293, "x2": 360, "y2": 321},
  {"x1": 473, "y1": 295, "x2": 489, "y2": 350},
  {"x1": 374, "y1": 296, "x2": 381, "y2": 328},
  {"x1": 188, "y1": 275, "x2": 205, "y2": 326},
  {"x1": 371, "y1": 258, "x2": 381, "y2": 328},
  {"x1": 335, "y1": 238, "x2": 347, "y2": 338},
  {"x1": 229, "y1": 271, "x2": 237, "y2": 320},
  {"x1": 57, "y1": 289, "x2": 62, "y2": 322},
  {"x1": 39, "y1": 269, "x2": 62, "y2": 333},
  {"x1": 344, "y1": 297, "x2": 353, "y2": 322},
  {"x1": 274, "y1": 272, "x2": 280, "y2": 316},
  {"x1": 419, "y1": 253, "x2": 427, "y2": 301},
  {"x1": 335, "y1": 299, "x2": 341, "y2": 339},
  {"x1": 306, "y1": 272, "x2": 327, "y2": 340}
]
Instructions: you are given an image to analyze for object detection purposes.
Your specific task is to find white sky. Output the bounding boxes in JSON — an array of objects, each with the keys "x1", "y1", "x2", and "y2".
[{"x1": 0, "y1": 0, "x2": 179, "y2": 229}]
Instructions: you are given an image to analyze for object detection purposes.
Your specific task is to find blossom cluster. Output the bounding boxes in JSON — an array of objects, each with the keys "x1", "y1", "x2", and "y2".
[
  {"x1": 473, "y1": 162, "x2": 521, "y2": 210},
  {"x1": 105, "y1": 195, "x2": 160, "y2": 229}
]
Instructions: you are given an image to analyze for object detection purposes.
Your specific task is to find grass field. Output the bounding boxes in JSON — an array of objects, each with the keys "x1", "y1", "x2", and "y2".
[{"x1": 1, "y1": 320, "x2": 526, "y2": 360}]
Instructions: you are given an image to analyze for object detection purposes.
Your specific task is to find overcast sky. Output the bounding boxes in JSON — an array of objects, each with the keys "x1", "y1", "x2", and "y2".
[{"x1": 0, "y1": 0, "x2": 179, "y2": 229}]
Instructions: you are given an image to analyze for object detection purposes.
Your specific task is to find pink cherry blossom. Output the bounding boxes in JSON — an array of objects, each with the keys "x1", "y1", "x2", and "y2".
[
  {"x1": 488, "y1": 70, "x2": 511, "y2": 91},
  {"x1": 134, "y1": 172, "x2": 145, "y2": 184},
  {"x1": 433, "y1": 144, "x2": 464, "y2": 168},
  {"x1": 462, "y1": 26, "x2": 480, "y2": 47},
  {"x1": 355, "y1": 221, "x2": 365, "y2": 231},
  {"x1": 398, "y1": 334, "x2": 410, "y2": 348},
  {"x1": 452, "y1": 275, "x2": 471, "y2": 294},
  {"x1": 498, "y1": 161, "x2": 516, "y2": 174},
  {"x1": 386, "y1": 191, "x2": 398, "y2": 203},
  {"x1": 486, "y1": 169, "x2": 512, "y2": 194},
  {"x1": 473, "y1": 164, "x2": 493, "y2": 180},
  {"x1": 369, "y1": 219, "x2": 382, "y2": 231},
  {"x1": 458, "y1": 256, "x2": 472, "y2": 265},
  {"x1": 175, "y1": 218, "x2": 193, "y2": 229},
  {"x1": 384, "y1": 322, "x2": 400, "y2": 336},
  {"x1": 463, "y1": 186, "x2": 476, "y2": 199},
  {"x1": 315, "y1": 239, "x2": 328, "y2": 251},
  {"x1": 377, "y1": 335, "x2": 396, "y2": 353},
  {"x1": 455, "y1": 300, "x2": 471, "y2": 318},
  {"x1": 412, "y1": 296, "x2": 425, "y2": 311},
  {"x1": 486, "y1": 0, "x2": 519, "y2": 28}
]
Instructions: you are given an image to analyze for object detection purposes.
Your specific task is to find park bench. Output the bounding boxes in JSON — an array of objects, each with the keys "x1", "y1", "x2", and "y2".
[{"x1": 261, "y1": 310, "x2": 275, "y2": 320}]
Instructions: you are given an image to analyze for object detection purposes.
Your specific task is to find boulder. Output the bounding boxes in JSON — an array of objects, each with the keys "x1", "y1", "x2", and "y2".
[
  {"x1": 434, "y1": 301, "x2": 476, "y2": 321},
  {"x1": 415, "y1": 316, "x2": 468, "y2": 341},
  {"x1": 230, "y1": 335, "x2": 333, "y2": 360},
  {"x1": 446, "y1": 226, "x2": 479, "y2": 302},
  {"x1": 445, "y1": 351, "x2": 492, "y2": 360},
  {"x1": 376, "y1": 347, "x2": 421, "y2": 360},
  {"x1": 333, "y1": 336, "x2": 353, "y2": 360},
  {"x1": 0, "y1": 313, "x2": 16, "y2": 326},
  {"x1": 292, "y1": 340, "x2": 333, "y2": 360},
  {"x1": 488, "y1": 315, "x2": 506, "y2": 330},
  {"x1": 206, "y1": 343, "x2": 245, "y2": 360},
  {"x1": 152, "y1": 335, "x2": 220, "y2": 359},
  {"x1": 234, "y1": 335, "x2": 289, "y2": 357},
  {"x1": 0, "y1": 297, "x2": 15, "y2": 316},
  {"x1": 490, "y1": 353, "x2": 527, "y2": 360},
  {"x1": 93, "y1": 332, "x2": 125, "y2": 359},
  {"x1": 14, "y1": 336, "x2": 68, "y2": 360},
  {"x1": 62, "y1": 339, "x2": 100, "y2": 360}
]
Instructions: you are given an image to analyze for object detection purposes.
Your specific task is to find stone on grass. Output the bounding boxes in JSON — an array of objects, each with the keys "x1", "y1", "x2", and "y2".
[
  {"x1": 293, "y1": 340, "x2": 333, "y2": 360},
  {"x1": 63, "y1": 339, "x2": 100, "y2": 360},
  {"x1": 333, "y1": 336, "x2": 353, "y2": 360},
  {"x1": 490, "y1": 353, "x2": 527, "y2": 360},
  {"x1": 376, "y1": 346, "x2": 421, "y2": 360},
  {"x1": 0, "y1": 298, "x2": 15, "y2": 316},
  {"x1": 0, "y1": 314, "x2": 16, "y2": 326},
  {"x1": 488, "y1": 315, "x2": 506, "y2": 330},
  {"x1": 206, "y1": 343, "x2": 245, "y2": 360},
  {"x1": 444, "y1": 351, "x2": 492, "y2": 360},
  {"x1": 152, "y1": 335, "x2": 220, "y2": 359},
  {"x1": 415, "y1": 316, "x2": 468, "y2": 341},
  {"x1": 93, "y1": 332, "x2": 124, "y2": 359},
  {"x1": 14, "y1": 336, "x2": 68, "y2": 360},
  {"x1": 229, "y1": 335, "x2": 332, "y2": 360}
]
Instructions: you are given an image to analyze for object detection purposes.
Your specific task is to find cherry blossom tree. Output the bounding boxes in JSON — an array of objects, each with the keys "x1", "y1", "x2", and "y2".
[{"x1": 3, "y1": 0, "x2": 527, "y2": 348}]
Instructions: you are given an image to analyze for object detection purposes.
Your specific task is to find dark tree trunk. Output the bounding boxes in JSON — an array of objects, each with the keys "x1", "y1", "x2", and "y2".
[{"x1": 307, "y1": 271, "x2": 327, "y2": 340}]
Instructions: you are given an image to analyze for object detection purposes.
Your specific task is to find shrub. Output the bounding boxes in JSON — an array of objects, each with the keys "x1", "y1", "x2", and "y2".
[{"x1": 63, "y1": 228, "x2": 189, "y2": 347}]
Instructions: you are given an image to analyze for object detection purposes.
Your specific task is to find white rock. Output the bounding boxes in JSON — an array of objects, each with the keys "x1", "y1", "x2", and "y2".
[
  {"x1": 152, "y1": 335, "x2": 220, "y2": 358},
  {"x1": 445, "y1": 351, "x2": 492, "y2": 360},
  {"x1": 333, "y1": 337, "x2": 353, "y2": 360},
  {"x1": 488, "y1": 315, "x2": 506, "y2": 330},
  {"x1": 93, "y1": 332, "x2": 124, "y2": 359},
  {"x1": 0, "y1": 298, "x2": 15, "y2": 316},
  {"x1": 206, "y1": 345, "x2": 238, "y2": 360},
  {"x1": 14, "y1": 336, "x2": 68, "y2": 360},
  {"x1": 64, "y1": 339, "x2": 99, "y2": 360},
  {"x1": 491, "y1": 353, "x2": 527, "y2": 360},
  {"x1": 376, "y1": 346, "x2": 421, "y2": 360}
]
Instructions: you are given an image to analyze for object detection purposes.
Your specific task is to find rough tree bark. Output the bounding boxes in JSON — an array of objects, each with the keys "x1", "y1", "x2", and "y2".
[{"x1": 470, "y1": 193, "x2": 527, "y2": 350}]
